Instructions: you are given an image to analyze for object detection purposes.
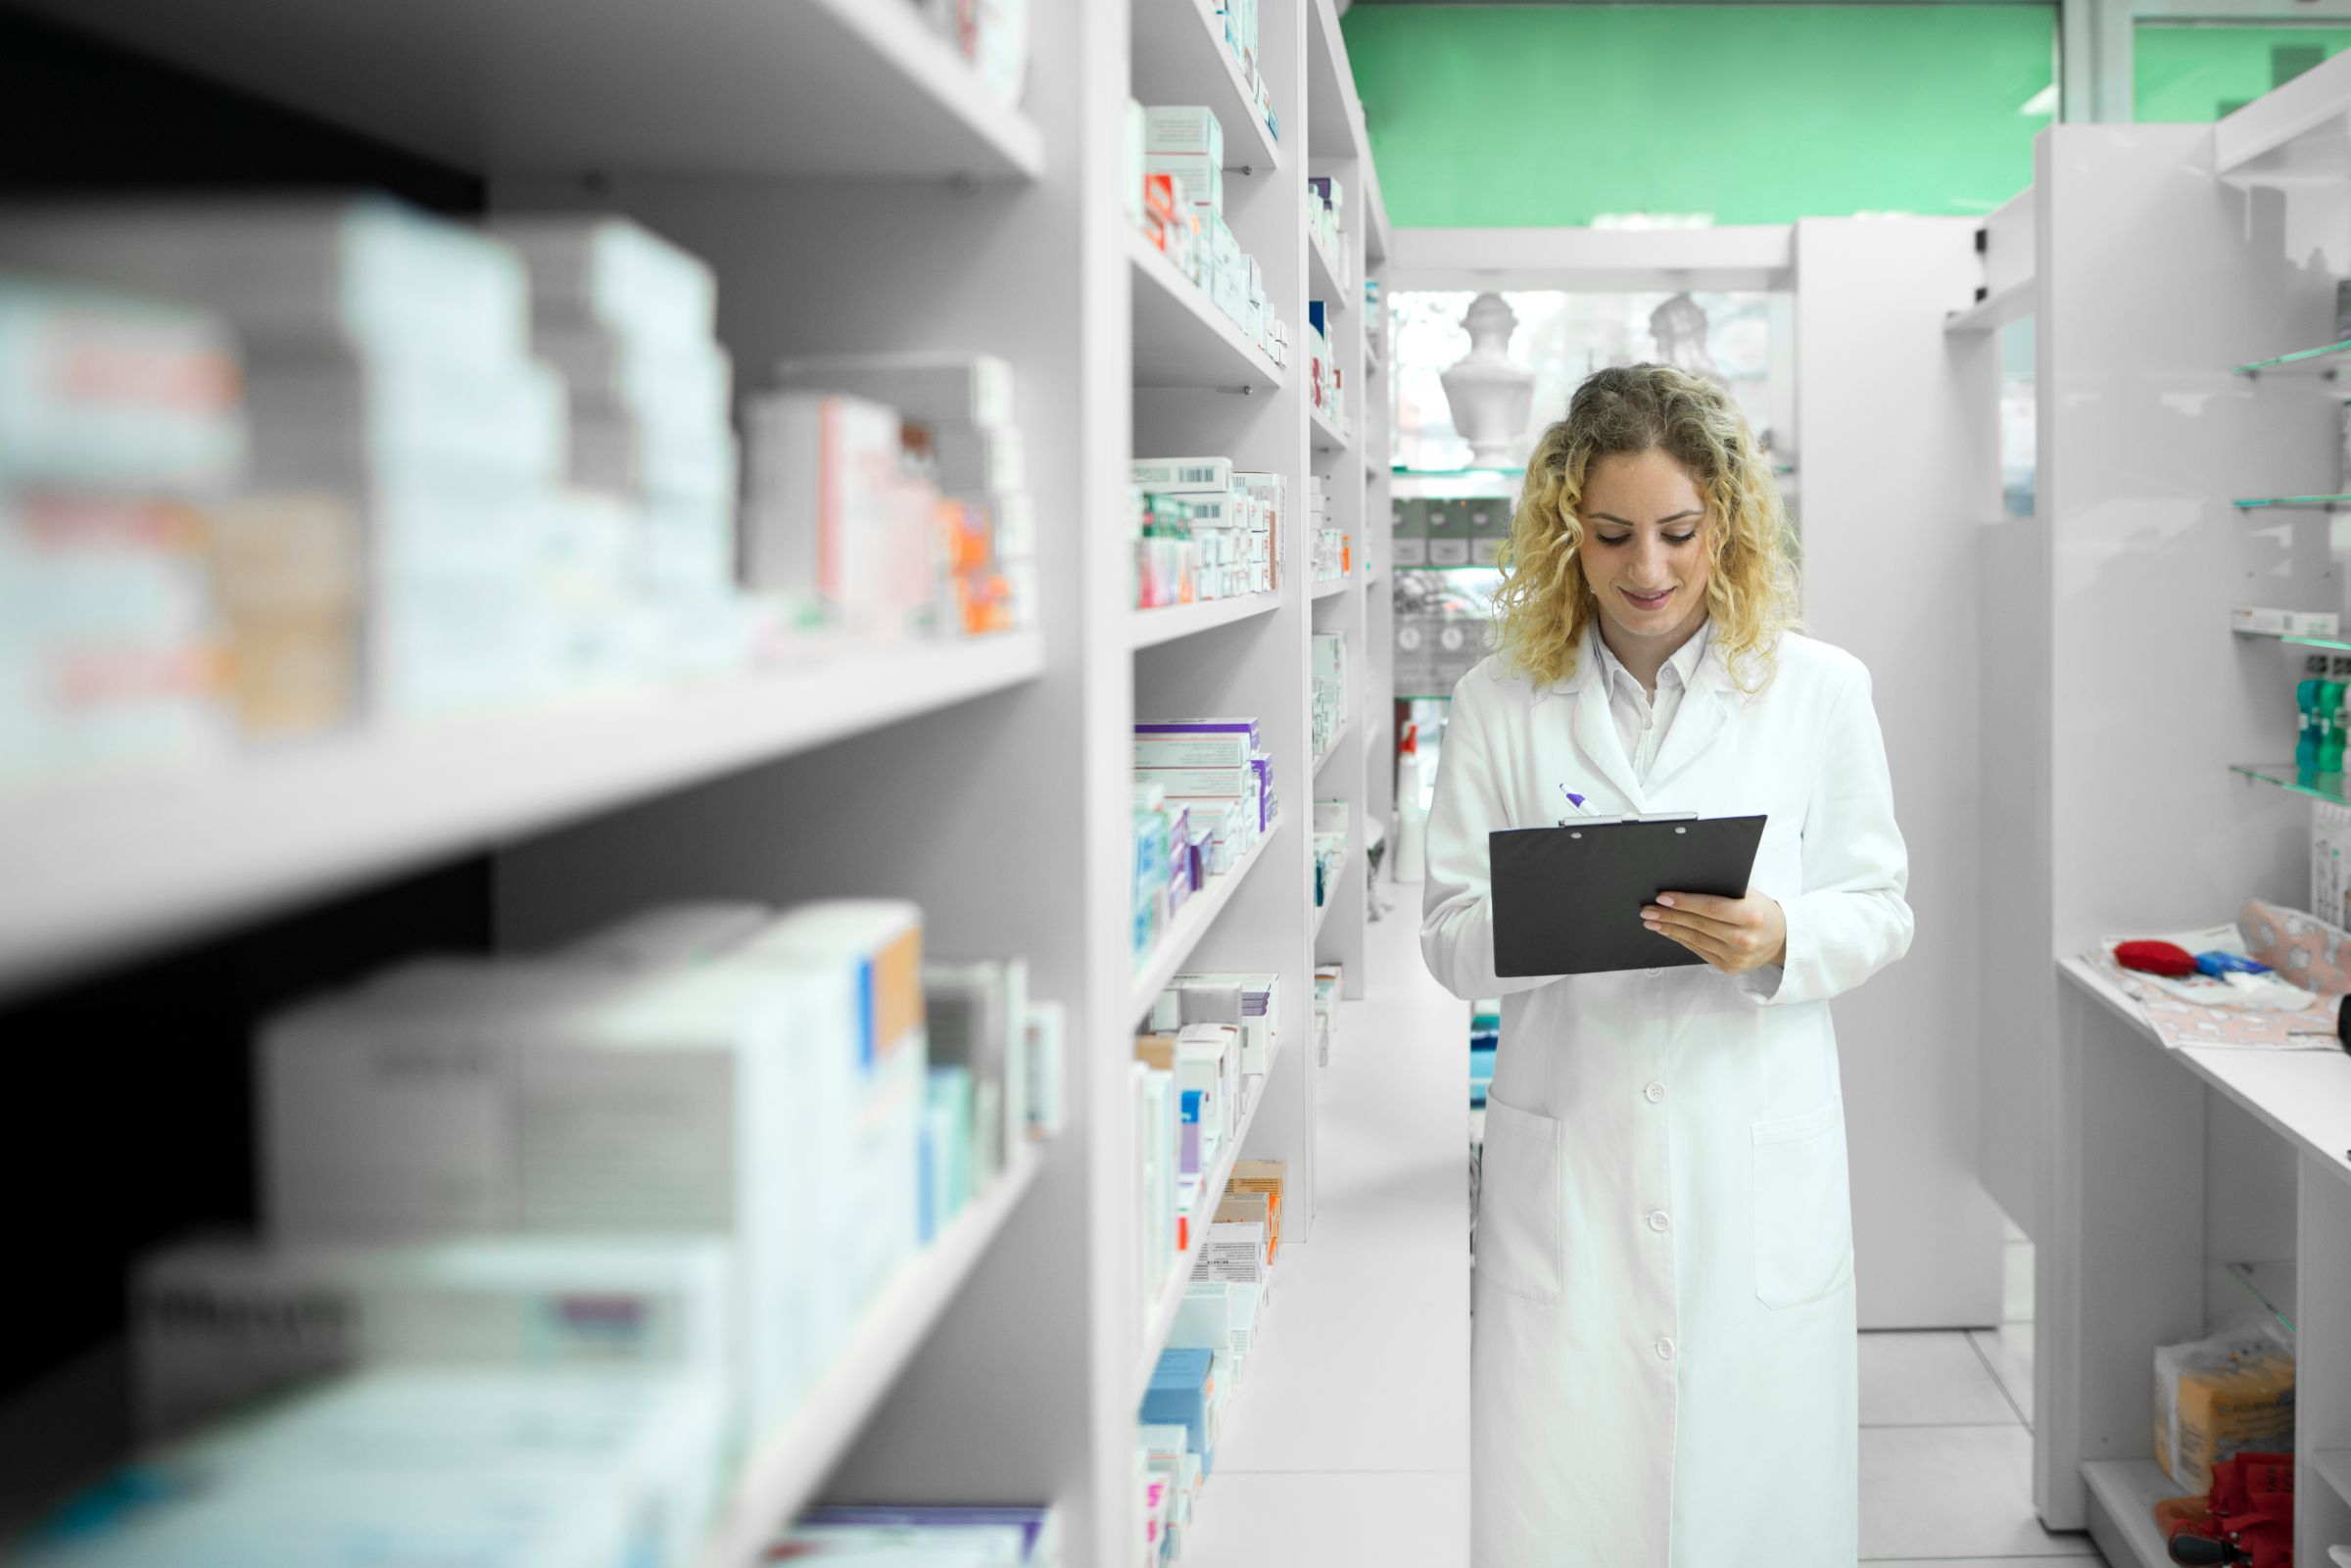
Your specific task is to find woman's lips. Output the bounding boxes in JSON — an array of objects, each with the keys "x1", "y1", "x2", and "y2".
[{"x1": 1622, "y1": 587, "x2": 1674, "y2": 610}]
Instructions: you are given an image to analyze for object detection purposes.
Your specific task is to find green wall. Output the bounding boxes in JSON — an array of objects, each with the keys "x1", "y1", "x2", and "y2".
[
  {"x1": 2135, "y1": 24, "x2": 2351, "y2": 121},
  {"x1": 1340, "y1": 4, "x2": 2055, "y2": 227}
]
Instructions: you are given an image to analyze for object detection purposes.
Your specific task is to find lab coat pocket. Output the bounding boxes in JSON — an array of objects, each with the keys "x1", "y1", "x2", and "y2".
[
  {"x1": 1751, "y1": 1097, "x2": 1853, "y2": 1309},
  {"x1": 1476, "y1": 1093, "x2": 1564, "y2": 1306}
]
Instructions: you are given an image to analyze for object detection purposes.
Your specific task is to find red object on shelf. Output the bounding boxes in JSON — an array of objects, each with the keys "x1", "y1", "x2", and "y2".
[
  {"x1": 2114, "y1": 939, "x2": 2197, "y2": 977},
  {"x1": 2155, "y1": 1450, "x2": 2294, "y2": 1568}
]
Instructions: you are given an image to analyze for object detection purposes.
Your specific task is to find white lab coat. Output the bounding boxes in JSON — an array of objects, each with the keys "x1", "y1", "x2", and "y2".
[{"x1": 1423, "y1": 627, "x2": 1912, "y2": 1568}]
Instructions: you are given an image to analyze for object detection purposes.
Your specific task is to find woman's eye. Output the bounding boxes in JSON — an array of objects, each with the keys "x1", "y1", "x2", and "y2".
[
  {"x1": 1594, "y1": 533, "x2": 1630, "y2": 546},
  {"x1": 1664, "y1": 532, "x2": 1698, "y2": 546}
]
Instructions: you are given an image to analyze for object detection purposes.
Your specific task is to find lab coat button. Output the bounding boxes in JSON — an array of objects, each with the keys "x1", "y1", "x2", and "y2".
[
  {"x1": 1648, "y1": 1210, "x2": 1670, "y2": 1232},
  {"x1": 1643, "y1": 1081, "x2": 1665, "y2": 1104},
  {"x1": 1644, "y1": 967, "x2": 1663, "y2": 978},
  {"x1": 1655, "y1": 1336, "x2": 1676, "y2": 1360}
]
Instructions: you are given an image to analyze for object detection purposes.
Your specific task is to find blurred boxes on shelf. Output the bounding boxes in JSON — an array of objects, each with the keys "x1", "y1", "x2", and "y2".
[
  {"x1": 1467, "y1": 496, "x2": 1510, "y2": 566},
  {"x1": 1391, "y1": 497, "x2": 1427, "y2": 567},
  {"x1": 1423, "y1": 499, "x2": 1470, "y2": 567}
]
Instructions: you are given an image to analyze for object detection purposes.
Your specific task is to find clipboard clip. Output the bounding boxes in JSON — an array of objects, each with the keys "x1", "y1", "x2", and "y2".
[{"x1": 1553, "y1": 810, "x2": 1702, "y2": 829}]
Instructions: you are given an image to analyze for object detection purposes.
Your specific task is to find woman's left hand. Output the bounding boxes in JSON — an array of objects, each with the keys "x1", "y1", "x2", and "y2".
[{"x1": 1641, "y1": 889, "x2": 1788, "y2": 975}]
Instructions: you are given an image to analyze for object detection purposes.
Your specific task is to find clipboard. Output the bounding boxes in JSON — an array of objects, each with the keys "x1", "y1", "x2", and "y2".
[{"x1": 1489, "y1": 814, "x2": 1768, "y2": 976}]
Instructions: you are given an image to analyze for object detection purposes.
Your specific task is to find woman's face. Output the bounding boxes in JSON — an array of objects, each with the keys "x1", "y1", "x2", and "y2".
[{"x1": 1577, "y1": 447, "x2": 1712, "y2": 649}]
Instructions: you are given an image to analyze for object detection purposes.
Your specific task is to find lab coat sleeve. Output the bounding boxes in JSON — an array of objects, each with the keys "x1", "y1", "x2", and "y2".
[
  {"x1": 1753, "y1": 660, "x2": 1913, "y2": 1009},
  {"x1": 1419, "y1": 681, "x2": 1557, "y2": 1000}
]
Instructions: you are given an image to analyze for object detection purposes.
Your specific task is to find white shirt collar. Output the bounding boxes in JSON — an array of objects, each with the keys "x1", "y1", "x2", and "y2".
[{"x1": 1592, "y1": 617, "x2": 1712, "y2": 699}]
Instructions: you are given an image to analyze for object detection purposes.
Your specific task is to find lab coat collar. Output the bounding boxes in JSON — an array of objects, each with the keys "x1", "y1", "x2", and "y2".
[{"x1": 1550, "y1": 618, "x2": 1748, "y2": 806}]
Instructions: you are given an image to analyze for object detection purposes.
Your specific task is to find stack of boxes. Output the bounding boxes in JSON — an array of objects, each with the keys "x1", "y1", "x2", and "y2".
[
  {"x1": 1211, "y1": 0, "x2": 1277, "y2": 146},
  {"x1": 495, "y1": 216, "x2": 744, "y2": 679},
  {"x1": 0, "y1": 198, "x2": 587, "y2": 726},
  {"x1": 0, "y1": 274, "x2": 246, "y2": 784},
  {"x1": 747, "y1": 353, "x2": 1035, "y2": 643},
  {"x1": 1306, "y1": 299, "x2": 1345, "y2": 444},
  {"x1": 1131, "y1": 719, "x2": 1274, "y2": 960},
  {"x1": 75, "y1": 899, "x2": 1069, "y2": 1563},
  {"x1": 1128, "y1": 106, "x2": 1289, "y2": 370},
  {"x1": 914, "y1": 0, "x2": 1030, "y2": 109},
  {"x1": 1307, "y1": 175, "x2": 1347, "y2": 287},
  {"x1": 1137, "y1": 1145, "x2": 1285, "y2": 1567},
  {"x1": 1315, "y1": 964, "x2": 1343, "y2": 1066},
  {"x1": 1312, "y1": 797, "x2": 1347, "y2": 919},
  {"x1": 1311, "y1": 633, "x2": 1345, "y2": 762},
  {"x1": 1130, "y1": 456, "x2": 1280, "y2": 611},
  {"x1": 1308, "y1": 474, "x2": 1346, "y2": 582}
]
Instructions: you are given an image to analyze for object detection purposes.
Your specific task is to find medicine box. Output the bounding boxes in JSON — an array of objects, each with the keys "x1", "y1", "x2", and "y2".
[
  {"x1": 1467, "y1": 498, "x2": 1510, "y2": 566},
  {"x1": 1392, "y1": 498, "x2": 1427, "y2": 564},
  {"x1": 1424, "y1": 499, "x2": 1471, "y2": 567}
]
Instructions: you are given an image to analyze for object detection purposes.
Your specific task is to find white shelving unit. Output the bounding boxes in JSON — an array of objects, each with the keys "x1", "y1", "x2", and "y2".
[
  {"x1": 2003, "y1": 59, "x2": 2351, "y2": 1567},
  {"x1": 0, "y1": 3, "x2": 1396, "y2": 1565}
]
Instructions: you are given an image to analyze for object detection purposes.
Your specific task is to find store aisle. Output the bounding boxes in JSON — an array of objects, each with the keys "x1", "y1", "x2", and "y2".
[
  {"x1": 1186, "y1": 875, "x2": 2095, "y2": 1567},
  {"x1": 1184, "y1": 875, "x2": 1472, "y2": 1567}
]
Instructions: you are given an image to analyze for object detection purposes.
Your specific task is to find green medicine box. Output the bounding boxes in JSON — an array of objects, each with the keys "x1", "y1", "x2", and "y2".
[
  {"x1": 1466, "y1": 498, "x2": 1509, "y2": 566},
  {"x1": 1391, "y1": 498, "x2": 1427, "y2": 567},
  {"x1": 1424, "y1": 499, "x2": 1471, "y2": 567}
]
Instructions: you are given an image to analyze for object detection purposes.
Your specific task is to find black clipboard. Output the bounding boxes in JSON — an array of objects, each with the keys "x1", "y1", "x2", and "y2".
[{"x1": 1489, "y1": 815, "x2": 1768, "y2": 976}]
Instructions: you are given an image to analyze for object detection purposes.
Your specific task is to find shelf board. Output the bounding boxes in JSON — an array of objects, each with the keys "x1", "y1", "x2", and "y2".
[
  {"x1": 1943, "y1": 277, "x2": 2034, "y2": 336},
  {"x1": 1129, "y1": 591, "x2": 1282, "y2": 649},
  {"x1": 1129, "y1": 815, "x2": 1286, "y2": 1021},
  {"x1": 1311, "y1": 574, "x2": 1349, "y2": 600},
  {"x1": 2235, "y1": 338, "x2": 2351, "y2": 377},
  {"x1": 2234, "y1": 626, "x2": 2351, "y2": 654},
  {"x1": 2316, "y1": 1448, "x2": 2351, "y2": 1508},
  {"x1": 1311, "y1": 402, "x2": 1349, "y2": 452},
  {"x1": 1313, "y1": 721, "x2": 1351, "y2": 777},
  {"x1": 2234, "y1": 493, "x2": 2351, "y2": 511},
  {"x1": 1133, "y1": 1037, "x2": 1280, "y2": 1398},
  {"x1": 696, "y1": 1143, "x2": 1050, "y2": 1568},
  {"x1": 1129, "y1": 0, "x2": 1279, "y2": 175},
  {"x1": 1305, "y1": 0, "x2": 1367, "y2": 163},
  {"x1": 0, "y1": 631, "x2": 1046, "y2": 999},
  {"x1": 1307, "y1": 225, "x2": 1347, "y2": 310},
  {"x1": 2217, "y1": 1259, "x2": 2297, "y2": 1333},
  {"x1": 2080, "y1": 1457, "x2": 2181, "y2": 1568},
  {"x1": 13, "y1": 0, "x2": 1044, "y2": 180},
  {"x1": 2232, "y1": 759, "x2": 2351, "y2": 806},
  {"x1": 1129, "y1": 229, "x2": 1283, "y2": 392}
]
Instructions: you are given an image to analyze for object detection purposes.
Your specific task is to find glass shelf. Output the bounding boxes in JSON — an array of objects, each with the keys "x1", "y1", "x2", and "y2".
[
  {"x1": 2234, "y1": 628, "x2": 2351, "y2": 654},
  {"x1": 2234, "y1": 339, "x2": 2351, "y2": 377},
  {"x1": 2233, "y1": 494, "x2": 2351, "y2": 511},
  {"x1": 2219, "y1": 1259, "x2": 2297, "y2": 1334},
  {"x1": 2231, "y1": 761, "x2": 2351, "y2": 805}
]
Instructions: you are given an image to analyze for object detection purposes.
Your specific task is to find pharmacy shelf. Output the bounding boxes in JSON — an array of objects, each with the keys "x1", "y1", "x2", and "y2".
[
  {"x1": 0, "y1": 632, "x2": 1046, "y2": 999},
  {"x1": 2079, "y1": 1458, "x2": 2175, "y2": 1568},
  {"x1": 1129, "y1": 228, "x2": 1284, "y2": 392},
  {"x1": 15, "y1": 0, "x2": 1044, "y2": 181},
  {"x1": 1311, "y1": 574, "x2": 1350, "y2": 600},
  {"x1": 1313, "y1": 722, "x2": 1351, "y2": 777},
  {"x1": 1129, "y1": 816, "x2": 1287, "y2": 1022},
  {"x1": 2058, "y1": 956, "x2": 2351, "y2": 1193},
  {"x1": 1129, "y1": 591, "x2": 1284, "y2": 649},
  {"x1": 2316, "y1": 1447, "x2": 2351, "y2": 1507},
  {"x1": 2235, "y1": 626, "x2": 2351, "y2": 654},
  {"x1": 1311, "y1": 402, "x2": 1349, "y2": 452},
  {"x1": 2232, "y1": 759, "x2": 2351, "y2": 807},
  {"x1": 1308, "y1": 226, "x2": 1347, "y2": 311},
  {"x1": 1132, "y1": 1035, "x2": 1281, "y2": 1398},
  {"x1": 1130, "y1": 0, "x2": 1279, "y2": 175},
  {"x1": 2233, "y1": 493, "x2": 2351, "y2": 511},
  {"x1": 696, "y1": 1143, "x2": 1049, "y2": 1568}
]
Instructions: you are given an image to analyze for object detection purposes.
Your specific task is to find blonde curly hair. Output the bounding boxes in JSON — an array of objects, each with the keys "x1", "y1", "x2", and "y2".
[{"x1": 1490, "y1": 362, "x2": 1801, "y2": 692}]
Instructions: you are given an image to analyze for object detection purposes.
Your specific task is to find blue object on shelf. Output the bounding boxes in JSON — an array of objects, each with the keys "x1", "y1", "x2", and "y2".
[{"x1": 2194, "y1": 950, "x2": 2273, "y2": 976}]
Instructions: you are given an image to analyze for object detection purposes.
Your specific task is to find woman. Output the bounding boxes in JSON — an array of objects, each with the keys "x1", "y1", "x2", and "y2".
[{"x1": 1422, "y1": 364, "x2": 1911, "y2": 1568}]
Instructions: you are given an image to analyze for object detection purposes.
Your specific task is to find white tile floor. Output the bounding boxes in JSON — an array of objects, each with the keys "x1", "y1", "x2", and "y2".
[{"x1": 1189, "y1": 875, "x2": 2096, "y2": 1565}]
